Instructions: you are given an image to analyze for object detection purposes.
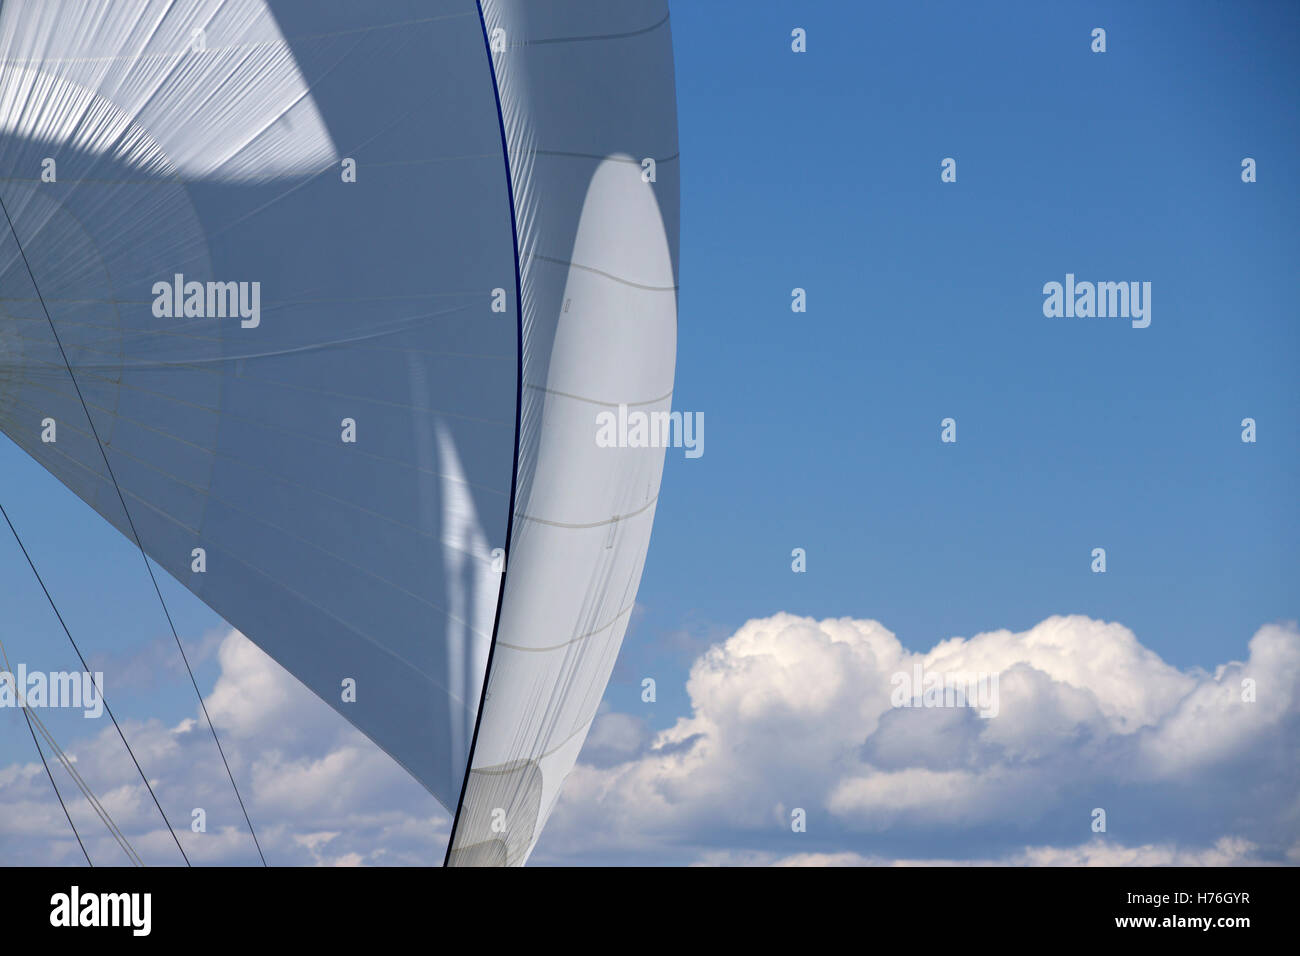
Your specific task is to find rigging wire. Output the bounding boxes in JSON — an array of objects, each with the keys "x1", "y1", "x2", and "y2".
[
  {"x1": 1, "y1": 501, "x2": 165, "y2": 865},
  {"x1": 19, "y1": 705, "x2": 91, "y2": 866},
  {"x1": 0, "y1": 638, "x2": 92, "y2": 867},
  {"x1": 0, "y1": 527, "x2": 143, "y2": 865},
  {"x1": 27, "y1": 700, "x2": 144, "y2": 865},
  {"x1": 2, "y1": 643, "x2": 145, "y2": 866},
  {"x1": 1, "y1": 189, "x2": 267, "y2": 865}
]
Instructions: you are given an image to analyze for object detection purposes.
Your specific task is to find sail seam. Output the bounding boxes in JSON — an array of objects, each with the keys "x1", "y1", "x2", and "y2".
[
  {"x1": 530, "y1": 253, "x2": 679, "y2": 291},
  {"x1": 513, "y1": 13, "x2": 670, "y2": 47},
  {"x1": 523, "y1": 382, "x2": 674, "y2": 408}
]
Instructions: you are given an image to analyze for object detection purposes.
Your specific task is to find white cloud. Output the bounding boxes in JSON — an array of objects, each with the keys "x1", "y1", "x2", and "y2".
[
  {"x1": 534, "y1": 613, "x2": 1300, "y2": 865},
  {"x1": 0, "y1": 630, "x2": 449, "y2": 866},
  {"x1": 696, "y1": 836, "x2": 1266, "y2": 868},
  {"x1": 2, "y1": 613, "x2": 1296, "y2": 867},
  {"x1": 580, "y1": 708, "x2": 655, "y2": 769}
]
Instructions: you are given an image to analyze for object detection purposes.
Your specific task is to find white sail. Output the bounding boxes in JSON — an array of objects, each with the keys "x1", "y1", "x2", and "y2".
[{"x1": 0, "y1": 0, "x2": 679, "y2": 866}]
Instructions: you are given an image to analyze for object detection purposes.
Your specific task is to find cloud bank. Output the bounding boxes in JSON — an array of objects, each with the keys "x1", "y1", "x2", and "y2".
[
  {"x1": 535, "y1": 613, "x2": 1299, "y2": 865},
  {"x1": 0, "y1": 632, "x2": 449, "y2": 866},
  {"x1": 2, "y1": 613, "x2": 1295, "y2": 866}
]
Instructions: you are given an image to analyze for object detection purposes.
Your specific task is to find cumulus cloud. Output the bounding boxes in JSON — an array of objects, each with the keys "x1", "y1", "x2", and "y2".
[
  {"x1": 580, "y1": 707, "x2": 655, "y2": 769},
  {"x1": 0, "y1": 630, "x2": 450, "y2": 866},
  {"x1": 695, "y1": 836, "x2": 1266, "y2": 868},
  {"x1": 534, "y1": 613, "x2": 1299, "y2": 865},
  {"x1": 2, "y1": 613, "x2": 1296, "y2": 866}
]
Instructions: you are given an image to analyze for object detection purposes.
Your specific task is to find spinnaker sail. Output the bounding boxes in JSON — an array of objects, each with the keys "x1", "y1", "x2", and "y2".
[{"x1": 0, "y1": 0, "x2": 678, "y2": 866}]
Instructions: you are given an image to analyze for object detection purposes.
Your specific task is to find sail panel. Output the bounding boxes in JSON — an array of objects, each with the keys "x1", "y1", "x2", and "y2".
[
  {"x1": 0, "y1": 0, "x2": 515, "y2": 809},
  {"x1": 448, "y1": 0, "x2": 679, "y2": 866}
]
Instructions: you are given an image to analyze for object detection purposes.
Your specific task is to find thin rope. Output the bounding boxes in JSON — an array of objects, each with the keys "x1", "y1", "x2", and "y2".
[
  {"x1": 0, "y1": 500, "x2": 187, "y2": 864},
  {"x1": 1, "y1": 190, "x2": 267, "y2": 865},
  {"x1": 13, "y1": 686, "x2": 92, "y2": 866},
  {"x1": 0, "y1": 600, "x2": 140, "y2": 864}
]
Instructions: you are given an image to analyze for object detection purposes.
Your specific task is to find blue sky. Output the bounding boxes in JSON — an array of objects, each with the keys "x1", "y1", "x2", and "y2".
[
  {"x1": 2, "y1": 0, "x2": 1297, "y2": 866},
  {"x1": 651, "y1": 0, "x2": 1298, "y2": 660}
]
